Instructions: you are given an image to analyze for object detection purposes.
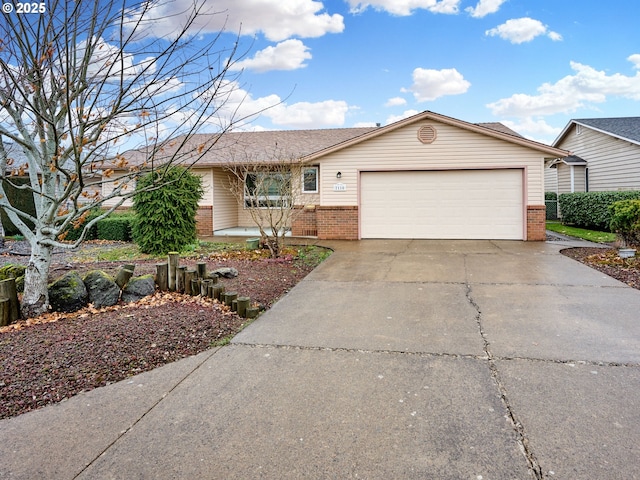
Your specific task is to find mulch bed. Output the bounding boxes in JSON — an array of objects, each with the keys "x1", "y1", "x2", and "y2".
[
  {"x1": 560, "y1": 247, "x2": 640, "y2": 289},
  {"x1": 0, "y1": 242, "x2": 319, "y2": 420}
]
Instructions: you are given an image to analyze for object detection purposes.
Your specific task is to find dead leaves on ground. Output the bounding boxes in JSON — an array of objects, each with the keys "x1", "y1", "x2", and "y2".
[{"x1": 0, "y1": 291, "x2": 232, "y2": 335}]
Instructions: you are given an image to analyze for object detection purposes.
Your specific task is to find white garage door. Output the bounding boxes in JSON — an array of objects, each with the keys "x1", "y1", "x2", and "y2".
[{"x1": 360, "y1": 169, "x2": 523, "y2": 239}]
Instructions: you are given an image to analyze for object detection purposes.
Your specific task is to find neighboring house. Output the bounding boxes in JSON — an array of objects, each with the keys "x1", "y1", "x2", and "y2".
[
  {"x1": 546, "y1": 117, "x2": 640, "y2": 195},
  {"x1": 109, "y1": 110, "x2": 568, "y2": 241}
]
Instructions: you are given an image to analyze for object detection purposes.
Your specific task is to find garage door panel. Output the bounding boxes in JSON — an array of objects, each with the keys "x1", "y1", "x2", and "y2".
[{"x1": 360, "y1": 170, "x2": 523, "y2": 240}]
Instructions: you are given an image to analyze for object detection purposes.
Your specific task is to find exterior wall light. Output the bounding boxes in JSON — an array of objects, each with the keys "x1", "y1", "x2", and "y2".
[{"x1": 336, "y1": 172, "x2": 342, "y2": 179}]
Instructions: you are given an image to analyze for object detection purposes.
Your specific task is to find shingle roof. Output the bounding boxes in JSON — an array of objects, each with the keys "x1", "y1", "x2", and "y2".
[
  {"x1": 475, "y1": 122, "x2": 523, "y2": 138},
  {"x1": 117, "y1": 111, "x2": 567, "y2": 169},
  {"x1": 574, "y1": 117, "x2": 640, "y2": 144},
  {"x1": 120, "y1": 128, "x2": 378, "y2": 167}
]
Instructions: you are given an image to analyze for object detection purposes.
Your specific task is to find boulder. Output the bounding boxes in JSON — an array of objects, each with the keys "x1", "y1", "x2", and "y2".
[
  {"x1": 121, "y1": 274, "x2": 155, "y2": 303},
  {"x1": 0, "y1": 264, "x2": 26, "y2": 293},
  {"x1": 49, "y1": 271, "x2": 88, "y2": 313},
  {"x1": 211, "y1": 267, "x2": 239, "y2": 278},
  {"x1": 83, "y1": 270, "x2": 121, "y2": 308}
]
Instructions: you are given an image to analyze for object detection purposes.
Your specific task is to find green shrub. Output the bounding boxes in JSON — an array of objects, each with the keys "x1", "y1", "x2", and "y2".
[
  {"x1": 1, "y1": 177, "x2": 36, "y2": 235},
  {"x1": 61, "y1": 208, "x2": 102, "y2": 241},
  {"x1": 609, "y1": 199, "x2": 640, "y2": 246},
  {"x1": 559, "y1": 191, "x2": 640, "y2": 231},
  {"x1": 97, "y1": 216, "x2": 134, "y2": 241},
  {"x1": 545, "y1": 191, "x2": 558, "y2": 200},
  {"x1": 132, "y1": 166, "x2": 203, "y2": 255}
]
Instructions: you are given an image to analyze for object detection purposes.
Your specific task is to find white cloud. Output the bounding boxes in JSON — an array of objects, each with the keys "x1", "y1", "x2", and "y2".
[
  {"x1": 269, "y1": 100, "x2": 351, "y2": 128},
  {"x1": 386, "y1": 110, "x2": 420, "y2": 124},
  {"x1": 207, "y1": 81, "x2": 353, "y2": 129},
  {"x1": 487, "y1": 58, "x2": 640, "y2": 117},
  {"x1": 125, "y1": 0, "x2": 344, "y2": 42},
  {"x1": 402, "y1": 67, "x2": 470, "y2": 101},
  {"x1": 385, "y1": 96, "x2": 407, "y2": 107},
  {"x1": 629, "y1": 54, "x2": 640, "y2": 69},
  {"x1": 485, "y1": 17, "x2": 562, "y2": 44},
  {"x1": 501, "y1": 118, "x2": 562, "y2": 143},
  {"x1": 346, "y1": 0, "x2": 460, "y2": 16},
  {"x1": 465, "y1": 0, "x2": 507, "y2": 18},
  {"x1": 230, "y1": 40, "x2": 312, "y2": 73}
]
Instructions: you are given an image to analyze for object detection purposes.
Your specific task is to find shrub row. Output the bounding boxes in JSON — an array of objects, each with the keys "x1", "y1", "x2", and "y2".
[
  {"x1": 559, "y1": 191, "x2": 640, "y2": 231},
  {"x1": 64, "y1": 211, "x2": 135, "y2": 242}
]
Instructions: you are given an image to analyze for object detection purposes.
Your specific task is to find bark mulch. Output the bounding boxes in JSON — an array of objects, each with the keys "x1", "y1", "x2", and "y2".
[
  {"x1": 0, "y1": 241, "x2": 323, "y2": 420},
  {"x1": 560, "y1": 247, "x2": 640, "y2": 289}
]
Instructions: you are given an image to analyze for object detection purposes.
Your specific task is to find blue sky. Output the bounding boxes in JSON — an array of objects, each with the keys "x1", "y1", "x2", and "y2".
[{"x1": 57, "y1": 0, "x2": 640, "y2": 146}]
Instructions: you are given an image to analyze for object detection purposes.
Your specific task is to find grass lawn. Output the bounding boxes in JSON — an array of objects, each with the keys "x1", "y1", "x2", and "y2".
[{"x1": 546, "y1": 221, "x2": 617, "y2": 244}]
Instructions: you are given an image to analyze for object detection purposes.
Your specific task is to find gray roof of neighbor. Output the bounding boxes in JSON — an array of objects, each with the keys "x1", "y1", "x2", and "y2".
[{"x1": 574, "y1": 117, "x2": 640, "y2": 144}]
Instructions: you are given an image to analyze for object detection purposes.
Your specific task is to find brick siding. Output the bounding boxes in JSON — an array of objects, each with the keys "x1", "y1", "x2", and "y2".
[
  {"x1": 291, "y1": 206, "x2": 318, "y2": 237},
  {"x1": 526, "y1": 205, "x2": 546, "y2": 241},
  {"x1": 195, "y1": 206, "x2": 213, "y2": 236},
  {"x1": 316, "y1": 206, "x2": 359, "y2": 240}
]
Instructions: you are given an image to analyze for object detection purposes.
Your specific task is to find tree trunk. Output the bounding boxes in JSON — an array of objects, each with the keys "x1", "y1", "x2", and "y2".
[{"x1": 21, "y1": 240, "x2": 54, "y2": 318}]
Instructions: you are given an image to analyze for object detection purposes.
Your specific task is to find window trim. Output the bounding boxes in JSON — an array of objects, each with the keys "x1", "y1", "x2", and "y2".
[
  {"x1": 302, "y1": 166, "x2": 319, "y2": 194},
  {"x1": 244, "y1": 171, "x2": 291, "y2": 209}
]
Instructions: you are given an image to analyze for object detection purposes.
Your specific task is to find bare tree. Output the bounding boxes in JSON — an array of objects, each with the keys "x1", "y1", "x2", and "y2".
[
  {"x1": 224, "y1": 150, "x2": 311, "y2": 258},
  {"x1": 0, "y1": 0, "x2": 255, "y2": 317}
]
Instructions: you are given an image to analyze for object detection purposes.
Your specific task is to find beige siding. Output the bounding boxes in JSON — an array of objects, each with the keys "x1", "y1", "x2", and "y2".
[
  {"x1": 212, "y1": 168, "x2": 238, "y2": 230},
  {"x1": 556, "y1": 164, "x2": 586, "y2": 194},
  {"x1": 557, "y1": 125, "x2": 640, "y2": 191},
  {"x1": 317, "y1": 120, "x2": 548, "y2": 206},
  {"x1": 544, "y1": 164, "x2": 558, "y2": 194},
  {"x1": 102, "y1": 168, "x2": 213, "y2": 208}
]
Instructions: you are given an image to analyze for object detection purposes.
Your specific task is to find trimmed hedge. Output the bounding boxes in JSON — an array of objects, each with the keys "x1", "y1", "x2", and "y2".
[
  {"x1": 62, "y1": 209, "x2": 102, "y2": 241},
  {"x1": 1, "y1": 178, "x2": 36, "y2": 235},
  {"x1": 97, "y1": 216, "x2": 134, "y2": 241},
  {"x1": 559, "y1": 191, "x2": 640, "y2": 231}
]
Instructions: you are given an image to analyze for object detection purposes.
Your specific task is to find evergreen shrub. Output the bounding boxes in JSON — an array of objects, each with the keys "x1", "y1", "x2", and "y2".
[
  {"x1": 132, "y1": 166, "x2": 203, "y2": 255},
  {"x1": 609, "y1": 199, "x2": 640, "y2": 246},
  {"x1": 97, "y1": 216, "x2": 134, "y2": 241},
  {"x1": 558, "y1": 191, "x2": 640, "y2": 231}
]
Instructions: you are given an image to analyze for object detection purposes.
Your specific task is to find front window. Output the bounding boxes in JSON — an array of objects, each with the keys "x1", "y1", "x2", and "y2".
[
  {"x1": 302, "y1": 166, "x2": 318, "y2": 193},
  {"x1": 244, "y1": 172, "x2": 291, "y2": 208}
]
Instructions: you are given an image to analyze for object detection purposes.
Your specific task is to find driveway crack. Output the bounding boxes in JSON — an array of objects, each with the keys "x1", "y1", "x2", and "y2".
[{"x1": 464, "y1": 255, "x2": 545, "y2": 480}]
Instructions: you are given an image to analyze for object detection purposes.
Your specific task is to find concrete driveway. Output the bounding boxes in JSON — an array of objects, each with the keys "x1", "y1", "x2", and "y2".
[{"x1": 2, "y1": 239, "x2": 640, "y2": 479}]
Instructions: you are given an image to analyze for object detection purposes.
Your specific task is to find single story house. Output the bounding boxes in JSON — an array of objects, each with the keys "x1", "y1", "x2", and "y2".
[
  {"x1": 109, "y1": 110, "x2": 569, "y2": 241},
  {"x1": 546, "y1": 117, "x2": 640, "y2": 194}
]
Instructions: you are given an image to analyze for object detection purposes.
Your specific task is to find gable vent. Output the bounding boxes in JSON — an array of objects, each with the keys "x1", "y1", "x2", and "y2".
[{"x1": 418, "y1": 125, "x2": 437, "y2": 144}]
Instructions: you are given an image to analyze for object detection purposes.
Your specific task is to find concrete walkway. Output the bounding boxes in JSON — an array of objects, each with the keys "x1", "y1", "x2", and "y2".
[{"x1": 1, "y1": 240, "x2": 640, "y2": 479}]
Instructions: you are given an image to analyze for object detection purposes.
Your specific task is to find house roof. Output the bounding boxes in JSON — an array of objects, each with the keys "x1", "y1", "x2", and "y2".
[
  {"x1": 116, "y1": 110, "x2": 568, "y2": 169},
  {"x1": 554, "y1": 117, "x2": 640, "y2": 146},
  {"x1": 548, "y1": 154, "x2": 588, "y2": 168}
]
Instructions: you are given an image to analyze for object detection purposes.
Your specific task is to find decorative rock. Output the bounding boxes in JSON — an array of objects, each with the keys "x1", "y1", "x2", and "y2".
[
  {"x1": 211, "y1": 267, "x2": 238, "y2": 279},
  {"x1": 49, "y1": 271, "x2": 89, "y2": 313},
  {"x1": 0, "y1": 264, "x2": 26, "y2": 293},
  {"x1": 83, "y1": 270, "x2": 120, "y2": 308},
  {"x1": 121, "y1": 274, "x2": 155, "y2": 303}
]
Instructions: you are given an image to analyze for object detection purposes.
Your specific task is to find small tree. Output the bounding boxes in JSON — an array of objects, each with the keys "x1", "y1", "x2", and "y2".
[
  {"x1": 224, "y1": 151, "x2": 310, "y2": 257},
  {"x1": 132, "y1": 166, "x2": 203, "y2": 255},
  {"x1": 0, "y1": 0, "x2": 256, "y2": 316}
]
